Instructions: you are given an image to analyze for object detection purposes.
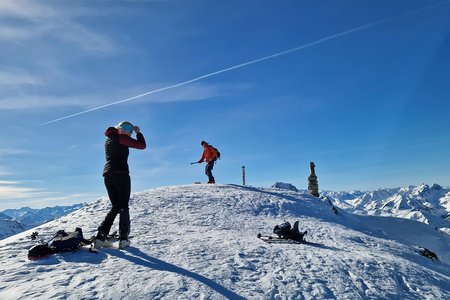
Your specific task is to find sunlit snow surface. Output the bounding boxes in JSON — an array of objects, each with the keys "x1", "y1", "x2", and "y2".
[{"x1": 1, "y1": 184, "x2": 449, "y2": 299}]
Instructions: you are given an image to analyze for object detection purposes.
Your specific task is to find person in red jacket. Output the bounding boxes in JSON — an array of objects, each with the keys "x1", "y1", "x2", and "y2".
[
  {"x1": 94, "y1": 121, "x2": 146, "y2": 249},
  {"x1": 198, "y1": 140, "x2": 218, "y2": 184}
]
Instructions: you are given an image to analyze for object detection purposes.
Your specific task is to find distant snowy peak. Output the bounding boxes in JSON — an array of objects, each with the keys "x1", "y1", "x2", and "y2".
[
  {"x1": 321, "y1": 190, "x2": 364, "y2": 201},
  {"x1": 0, "y1": 203, "x2": 84, "y2": 240},
  {"x1": 323, "y1": 184, "x2": 450, "y2": 234},
  {"x1": 271, "y1": 182, "x2": 298, "y2": 192},
  {"x1": 440, "y1": 193, "x2": 450, "y2": 219},
  {"x1": 0, "y1": 218, "x2": 26, "y2": 240},
  {"x1": 0, "y1": 212, "x2": 11, "y2": 220}
]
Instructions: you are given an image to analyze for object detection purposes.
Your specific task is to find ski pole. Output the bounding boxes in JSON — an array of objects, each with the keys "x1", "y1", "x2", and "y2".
[
  {"x1": 190, "y1": 162, "x2": 200, "y2": 164},
  {"x1": 31, "y1": 230, "x2": 63, "y2": 246}
]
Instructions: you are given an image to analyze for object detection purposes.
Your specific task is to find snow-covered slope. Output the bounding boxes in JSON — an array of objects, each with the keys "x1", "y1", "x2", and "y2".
[
  {"x1": 0, "y1": 184, "x2": 449, "y2": 299},
  {"x1": 323, "y1": 184, "x2": 450, "y2": 235}
]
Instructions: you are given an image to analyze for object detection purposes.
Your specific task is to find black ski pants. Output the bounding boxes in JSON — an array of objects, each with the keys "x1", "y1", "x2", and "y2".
[
  {"x1": 99, "y1": 173, "x2": 131, "y2": 239},
  {"x1": 205, "y1": 161, "x2": 215, "y2": 182}
]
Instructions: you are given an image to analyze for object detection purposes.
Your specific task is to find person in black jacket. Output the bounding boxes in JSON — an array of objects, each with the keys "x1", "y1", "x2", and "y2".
[{"x1": 94, "y1": 121, "x2": 146, "y2": 249}]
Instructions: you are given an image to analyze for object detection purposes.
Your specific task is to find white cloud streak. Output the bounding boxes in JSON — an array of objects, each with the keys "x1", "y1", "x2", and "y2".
[
  {"x1": 0, "y1": 167, "x2": 10, "y2": 176},
  {"x1": 0, "y1": 0, "x2": 56, "y2": 19},
  {"x1": 0, "y1": 26, "x2": 34, "y2": 40},
  {"x1": 0, "y1": 148, "x2": 29, "y2": 155},
  {"x1": 0, "y1": 182, "x2": 49, "y2": 199},
  {"x1": 0, "y1": 180, "x2": 99, "y2": 209},
  {"x1": 0, "y1": 0, "x2": 118, "y2": 54},
  {"x1": 0, "y1": 70, "x2": 44, "y2": 86},
  {"x1": 0, "y1": 82, "x2": 223, "y2": 111},
  {"x1": 0, "y1": 95, "x2": 98, "y2": 110}
]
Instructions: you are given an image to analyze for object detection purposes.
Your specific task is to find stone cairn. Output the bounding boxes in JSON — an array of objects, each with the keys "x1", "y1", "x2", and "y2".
[{"x1": 308, "y1": 162, "x2": 320, "y2": 197}]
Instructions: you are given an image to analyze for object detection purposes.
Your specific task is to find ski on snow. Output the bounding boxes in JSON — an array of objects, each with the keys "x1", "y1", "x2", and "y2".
[
  {"x1": 257, "y1": 233, "x2": 324, "y2": 247},
  {"x1": 257, "y1": 233, "x2": 304, "y2": 244}
]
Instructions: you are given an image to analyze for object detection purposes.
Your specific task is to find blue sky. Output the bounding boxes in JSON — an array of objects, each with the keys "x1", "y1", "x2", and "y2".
[{"x1": 1, "y1": 0, "x2": 449, "y2": 210}]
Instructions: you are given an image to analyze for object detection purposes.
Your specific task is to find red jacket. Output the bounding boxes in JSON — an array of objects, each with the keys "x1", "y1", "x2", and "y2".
[{"x1": 199, "y1": 144, "x2": 217, "y2": 163}]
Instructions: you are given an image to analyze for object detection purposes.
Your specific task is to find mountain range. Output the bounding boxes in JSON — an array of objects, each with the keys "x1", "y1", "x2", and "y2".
[
  {"x1": 321, "y1": 183, "x2": 450, "y2": 235},
  {"x1": 0, "y1": 203, "x2": 84, "y2": 240}
]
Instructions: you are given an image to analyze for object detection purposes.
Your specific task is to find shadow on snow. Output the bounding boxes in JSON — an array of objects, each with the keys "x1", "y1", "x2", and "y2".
[{"x1": 108, "y1": 247, "x2": 246, "y2": 300}]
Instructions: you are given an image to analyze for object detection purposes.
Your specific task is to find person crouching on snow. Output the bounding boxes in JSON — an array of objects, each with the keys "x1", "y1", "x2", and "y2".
[{"x1": 94, "y1": 121, "x2": 146, "y2": 249}]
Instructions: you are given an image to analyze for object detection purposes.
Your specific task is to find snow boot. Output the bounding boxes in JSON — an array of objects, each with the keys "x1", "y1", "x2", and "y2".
[
  {"x1": 93, "y1": 231, "x2": 113, "y2": 248},
  {"x1": 93, "y1": 239, "x2": 114, "y2": 249},
  {"x1": 119, "y1": 239, "x2": 130, "y2": 249}
]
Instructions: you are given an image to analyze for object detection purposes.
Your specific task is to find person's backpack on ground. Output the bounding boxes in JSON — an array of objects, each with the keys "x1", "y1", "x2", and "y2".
[
  {"x1": 273, "y1": 221, "x2": 307, "y2": 242},
  {"x1": 28, "y1": 228, "x2": 93, "y2": 260}
]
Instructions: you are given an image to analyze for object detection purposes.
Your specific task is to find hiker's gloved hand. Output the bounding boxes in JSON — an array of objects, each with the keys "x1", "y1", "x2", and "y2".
[{"x1": 198, "y1": 160, "x2": 203, "y2": 163}]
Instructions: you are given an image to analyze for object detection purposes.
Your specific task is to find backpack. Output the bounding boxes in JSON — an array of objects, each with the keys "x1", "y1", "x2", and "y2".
[
  {"x1": 28, "y1": 228, "x2": 92, "y2": 260},
  {"x1": 50, "y1": 228, "x2": 85, "y2": 251},
  {"x1": 273, "y1": 221, "x2": 292, "y2": 239},
  {"x1": 273, "y1": 221, "x2": 307, "y2": 242},
  {"x1": 210, "y1": 145, "x2": 221, "y2": 159}
]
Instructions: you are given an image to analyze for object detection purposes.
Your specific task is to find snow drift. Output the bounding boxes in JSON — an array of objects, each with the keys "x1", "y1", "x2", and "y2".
[{"x1": 0, "y1": 184, "x2": 449, "y2": 299}]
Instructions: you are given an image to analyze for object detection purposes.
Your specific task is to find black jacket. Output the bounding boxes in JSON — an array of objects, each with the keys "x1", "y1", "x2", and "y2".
[{"x1": 102, "y1": 127, "x2": 146, "y2": 176}]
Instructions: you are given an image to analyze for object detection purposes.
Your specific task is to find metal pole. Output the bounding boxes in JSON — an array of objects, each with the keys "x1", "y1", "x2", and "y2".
[{"x1": 242, "y1": 166, "x2": 246, "y2": 185}]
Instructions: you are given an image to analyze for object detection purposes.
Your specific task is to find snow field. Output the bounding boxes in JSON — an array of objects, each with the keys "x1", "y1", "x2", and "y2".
[{"x1": 0, "y1": 184, "x2": 449, "y2": 299}]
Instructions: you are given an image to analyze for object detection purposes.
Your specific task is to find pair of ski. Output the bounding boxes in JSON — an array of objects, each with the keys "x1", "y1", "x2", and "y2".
[
  {"x1": 257, "y1": 233, "x2": 305, "y2": 244},
  {"x1": 258, "y1": 233, "x2": 322, "y2": 245}
]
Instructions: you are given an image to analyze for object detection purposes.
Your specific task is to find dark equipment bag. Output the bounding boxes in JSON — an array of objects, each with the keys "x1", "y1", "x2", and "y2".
[
  {"x1": 28, "y1": 228, "x2": 92, "y2": 260},
  {"x1": 273, "y1": 221, "x2": 307, "y2": 242}
]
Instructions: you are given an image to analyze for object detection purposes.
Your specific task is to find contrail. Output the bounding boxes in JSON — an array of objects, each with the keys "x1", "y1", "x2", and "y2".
[{"x1": 40, "y1": 1, "x2": 449, "y2": 126}]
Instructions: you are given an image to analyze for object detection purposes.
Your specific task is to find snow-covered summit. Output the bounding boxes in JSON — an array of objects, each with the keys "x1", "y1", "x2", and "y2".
[{"x1": 0, "y1": 184, "x2": 449, "y2": 299}]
